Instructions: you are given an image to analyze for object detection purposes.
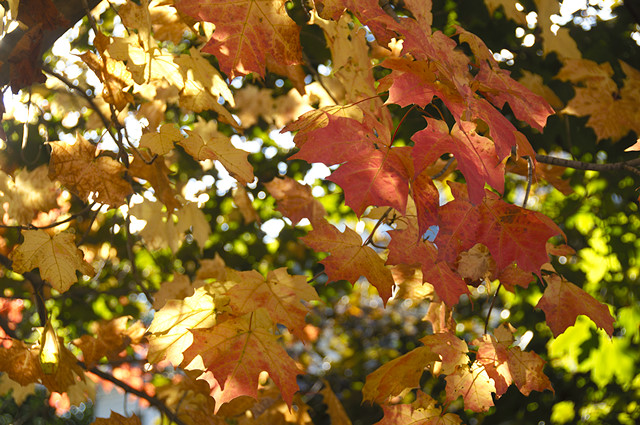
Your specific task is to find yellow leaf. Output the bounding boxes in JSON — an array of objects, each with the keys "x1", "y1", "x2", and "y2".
[
  {"x1": 92, "y1": 412, "x2": 142, "y2": 425},
  {"x1": 140, "y1": 123, "x2": 183, "y2": 155},
  {"x1": 10, "y1": 230, "x2": 95, "y2": 293},
  {"x1": 0, "y1": 374, "x2": 37, "y2": 405},
  {"x1": 147, "y1": 284, "x2": 224, "y2": 365},
  {"x1": 175, "y1": 202, "x2": 211, "y2": 249},
  {"x1": 0, "y1": 165, "x2": 58, "y2": 225},
  {"x1": 48, "y1": 134, "x2": 132, "y2": 206},
  {"x1": 180, "y1": 130, "x2": 254, "y2": 185}
]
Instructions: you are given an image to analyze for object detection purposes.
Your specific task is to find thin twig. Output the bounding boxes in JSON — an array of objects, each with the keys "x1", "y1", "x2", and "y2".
[
  {"x1": 484, "y1": 282, "x2": 502, "y2": 334},
  {"x1": 42, "y1": 65, "x2": 118, "y2": 142},
  {"x1": 522, "y1": 156, "x2": 533, "y2": 208},
  {"x1": 363, "y1": 207, "x2": 392, "y2": 246},
  {"x1": 82, "y1": 363, "x2": 188, "y2": 425},
  {"x1": 0, "y1": 202, "x2": 95, "y2": 230},
  {"x1": 0, "y1": 253, "x2": 47, "y2": 326},
  {"x1": 431, "y1": 156, "x2": 455, "y2": 179}
]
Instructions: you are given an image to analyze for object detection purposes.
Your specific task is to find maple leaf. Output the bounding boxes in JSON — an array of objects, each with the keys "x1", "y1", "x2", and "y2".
[
  {"x1": 140, "y1": 123, "x2": 183, "y2": 156},
  {"x1": 180, "y1": 129, "x2": 254, "y2": 185},
  {"x1": 0, "y1": 166, "x2": 58, "y2": 225},
  {"x1": 10, "y1": 230, "x2": 95, "y2": 293},
  {"x1": 0, "y1": 374, "x2": 37, "y2": 406},
  {"x1": 536, "y1": 274, "x2": 615, "y2": 337},
  {"x1": 321, "y1": 381, "x2": 353, "y2": 425},
  {"x1": 375, "y1": 392, "x2": 462, "y2": 425},
  {"x1": 175, "y1": 0, "x2": 302, "y2": 78},
  {"x1": 129, "y1": 152, "x2": 180, "y2": 211},
  {"x1": 129, "y1": 200, "x2": 182, "y2": 252},
  {"x1": 363, "y1": 332, "x2": 468, "y2": 404},
  {"x1": 288, "y1": 109, "x2": 410, "y2": 216},
  {"x1": 412, "y1": 118, "x2": 505, "y2": 204},
  {"x1": 302, "y1": 219, "x2": 395, "y2": 303},
  {"x1": 226, "y1": 268, "x2": 319, "y2": 340},
  {"x1": 411, "y1": 169, "x2": 440, "y2": 235},
  {"x1": 93, "y1": 412, "x2": 142, "y2": 425},
  {"x1": 435, "y1": 182, "x2": 563, "y2": 275},
  {"x1": 387, "y1": 223, "x2": 469, "y2": 307},
  {"x1": 175, "y1": 202, "x2": 211, "y2": 249},
  {"x1": 445, "y1": 362, "x2": 496, "y2": 412},
  {"x1": 233, "y1": 186, "x2": 260, "y2": 224},
  {"x1": 265, "y1": 176, "x2": 326, "y2": 225},
  {"x1": 73, "y1": 317, "x2": 145, "y2": 368},
  {"x1": 79, "y1": 50, "x2": 134, "y2": 111},
  {"x1": 183, "y1": 310, "x2": 301, "y2": 410},
  {"x1": 363, "y1": 345, "x2": 440, "y2": 405},
  {"x1": 48, "y1": 134, "x2": 132, "y2": 207},
  {"x1": 474, "y1": 324, "x2": 553, "y2": 397},
  {"x1": 147, "y1": 285, "x2": 220, "y2": 365}
]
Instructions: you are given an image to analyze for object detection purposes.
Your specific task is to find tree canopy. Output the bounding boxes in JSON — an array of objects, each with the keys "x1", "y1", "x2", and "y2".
[{"x1": 0, "y1": 0, "x2": 639, "y2": 424}]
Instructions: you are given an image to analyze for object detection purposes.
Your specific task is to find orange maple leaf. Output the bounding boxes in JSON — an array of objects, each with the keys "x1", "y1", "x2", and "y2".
[
  {"x1": 183, "y1": 310, "x2": 301, "y2": 410},
  {"x1": 302, "y1": 219, "x2": 395, "y2": 303}
]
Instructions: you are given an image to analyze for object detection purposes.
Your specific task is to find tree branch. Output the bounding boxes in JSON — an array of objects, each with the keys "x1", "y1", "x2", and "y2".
[
  {"x1": 83, "y1": 364, "x2": 188, "y2": 425},
  {"x1": 536, "y1": 154, "x2": 640, "y2": 178}
]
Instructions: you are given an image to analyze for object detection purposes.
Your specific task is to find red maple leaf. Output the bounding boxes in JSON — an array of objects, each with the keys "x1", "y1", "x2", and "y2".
[
  {"x1": 412, "y1": 118, "x2": 505, "y2": 204},
  {"x1": 287, "y1": 109, "x2": 410, "y2": 216},
  {"x1": 175, "y1": 0, "x2": 302, "y2": 78},
  {"x1": 436, "y1": 183, "x2": 564, "y2": 275},
  {"x1": 536, "y1": 274, "x2": 615, "y2": 337},
  {"x1": 387, "y1": 224, "x2": 469, "y2": 307}
]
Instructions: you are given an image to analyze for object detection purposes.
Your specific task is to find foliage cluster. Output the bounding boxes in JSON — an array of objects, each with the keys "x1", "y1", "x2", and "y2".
[{"x1": 0, "y1": 0, "x2": 639, "y2": 424}]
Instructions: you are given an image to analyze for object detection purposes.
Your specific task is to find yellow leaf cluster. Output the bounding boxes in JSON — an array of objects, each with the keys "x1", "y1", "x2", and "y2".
[{"x1": 557, "y1": 59, "x2": 640, "y2": 141}]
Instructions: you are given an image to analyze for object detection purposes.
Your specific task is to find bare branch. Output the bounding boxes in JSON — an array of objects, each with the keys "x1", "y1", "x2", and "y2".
[
  {"x1": 83, "y1": 364, "x2": 188, "y2": 425},
  {"x1": 536, "y1": 154, "x2": 640, "y2": 178}
]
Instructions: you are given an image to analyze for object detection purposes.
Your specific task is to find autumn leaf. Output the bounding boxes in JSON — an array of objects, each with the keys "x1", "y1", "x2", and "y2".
[
  {"x1": 375, "y1": 392, "x2": 462, "y2": 425},
  {"x1": 92, "y1": 412, "x2": 142, "y2": 425},
  {"x1": 445, "y1": 362, "x2": 496, "y2": 412},
  {"x1": 48, "y1": 134, "x2": 132, "y2": 206},
  {"x1": 73, "y1": 317, "x2": 145, "y2": 368},
  {"x1": 302, "y1": 219, "x2": 395, "y2": 303},
  {"x1": 412, "y1": 118, "x2": 505, "y2": 204},
  {"x1": 387, "y1": 223, "x2": 469, "y2": 307},
  {"x1": 436, "y1": 183, "x2": 563, "y2": 275},
  {"x1": 180, "y1": 129, "x2": 254, "y2": 185},
  {"x1": 140, "y1": 123, "x2": 183, "y2": 156},
  {"x1": 175, "y1": 0, "x2": 302, "y2": 78},
  {"x1": 147, "y1": 285, "x2": 220, "y2": 365},
  {"x1": 321, "y1": 381, "x2": 353, "y2": 425},
  {"x1": 363, "y1": 332, "x2": 468, "y2": 404},
  {"x1": 474, "y1": 324, "x2": 553, "y2": 397},
  {"x1": 226, "y1": 268, "x2": 319, "y2": 340},
  {"x1": 0, "y1": 166, "x2": 58, "y2": 225},
  {"x1": 287, "y1": 109, "x2": 410, "y2": 216},
  {"x1": 363, "y1": 345, "x2": 440, "y2": 405},
  {"x1": 10, "y1": 230, "x2": 95, "y2": 293},
  {"x1": 536, "y1": 274, "x2": 615, "y2": 337},
  {"x1": 265, "y1": 176, "x2": 326, "y2": 225},
  {"x1": 182, "y1": 309, "x2": 301, "y2": 410}
]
